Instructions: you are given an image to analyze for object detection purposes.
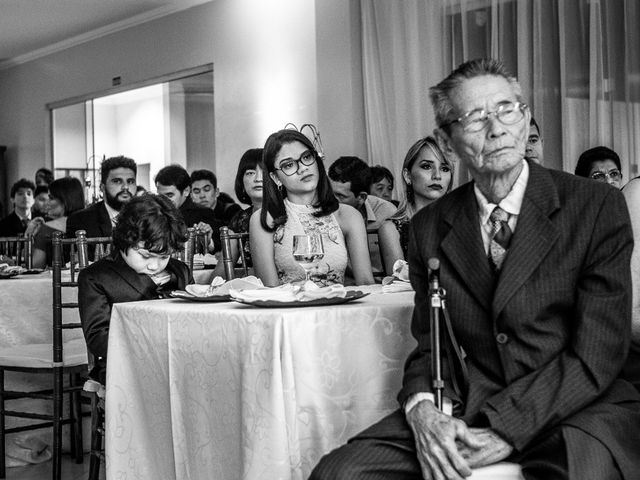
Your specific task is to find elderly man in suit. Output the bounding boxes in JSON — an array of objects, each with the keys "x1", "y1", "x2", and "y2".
[
  {"x1": 66, "y1": 156, "x2": 137, "y2": 239},
  {"x1": 310, "y1": 58, "x2": 640, "y2": 480}
]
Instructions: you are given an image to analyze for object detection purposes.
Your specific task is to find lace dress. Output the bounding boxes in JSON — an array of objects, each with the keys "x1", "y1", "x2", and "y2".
[{"x1": 273, "y1": 199, "x2": 348, "y2": 286}]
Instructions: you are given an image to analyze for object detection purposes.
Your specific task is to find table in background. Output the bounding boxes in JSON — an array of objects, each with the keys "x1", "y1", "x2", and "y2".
[
  {"x1": 105, "y1": 286, "x2": 416, "y2": 480},
  {"x1": 0, "y1": 271, "x2": 84, "y2": 465}
]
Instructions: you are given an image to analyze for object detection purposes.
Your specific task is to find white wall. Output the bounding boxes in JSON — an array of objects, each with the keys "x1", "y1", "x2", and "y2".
[{"x1": 0, "y1": 0, "x2": 367, "y2": 206}]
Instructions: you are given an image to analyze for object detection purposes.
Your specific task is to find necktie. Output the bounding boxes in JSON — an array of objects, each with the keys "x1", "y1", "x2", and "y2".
[{"x1": 489, "y1": 206, "x2": 512, "y2": 271}]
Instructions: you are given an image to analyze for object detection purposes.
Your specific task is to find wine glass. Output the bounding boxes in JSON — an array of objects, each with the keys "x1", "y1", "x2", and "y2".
[{"x1": 292, "y1": 234, "x2": 325, "y2": 283}]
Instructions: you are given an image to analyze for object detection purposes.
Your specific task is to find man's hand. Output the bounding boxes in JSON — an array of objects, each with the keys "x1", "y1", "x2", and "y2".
[
  {"x1": 193, "y1": 222, "x2": 214, "y2": 252},
  {"x1": 456, "y1": 428, "x2": 513, "y2": 468},
  {"x1": 406, "y1": 400, "x2": 483, "y2": 480}
]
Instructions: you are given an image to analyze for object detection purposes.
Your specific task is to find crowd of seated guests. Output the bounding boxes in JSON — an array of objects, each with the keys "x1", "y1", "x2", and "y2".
[{"x1": 0, "y1": 128, "x2": 635, "y2": 290}]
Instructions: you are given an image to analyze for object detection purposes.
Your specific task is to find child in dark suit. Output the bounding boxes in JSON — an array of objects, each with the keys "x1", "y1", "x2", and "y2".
[{"x1": 78, "y1": 194, "x2": 193, "y2": 383}]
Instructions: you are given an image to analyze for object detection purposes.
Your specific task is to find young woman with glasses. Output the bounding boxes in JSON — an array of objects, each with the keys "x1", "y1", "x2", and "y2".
[{"x1": 250, "y1": 129, "x2": 374, "y2": 287}]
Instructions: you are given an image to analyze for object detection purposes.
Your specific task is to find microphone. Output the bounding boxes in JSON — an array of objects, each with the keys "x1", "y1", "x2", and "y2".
[{"x1": 428, "y1": 257, "x2": 440, "y2": 292}]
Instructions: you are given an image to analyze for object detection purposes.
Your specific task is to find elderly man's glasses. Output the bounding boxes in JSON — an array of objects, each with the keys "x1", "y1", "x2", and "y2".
[
  {"x1": 274, "y1": 150, "x2": 316, "y2": 176},
  {"x1": 590, "y1": 169, "x2": 622, "y2": 182},
  {"x1": 442, "y1": 102, "x2": 528, "y2": 133}
]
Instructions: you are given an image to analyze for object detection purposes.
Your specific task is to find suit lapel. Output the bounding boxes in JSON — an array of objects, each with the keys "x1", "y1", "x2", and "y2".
[
  {"x1": 98, "y1": 202, "x2": 112, "y2": 236},
  {"x1": 441, "y1": 184, "x2": 494, "y2": 312},
  {"x1": 492, "y1": 163, "x2": 560, "y2": 317},
  {"x1": 106, "y1": 253, "x2": 157, "y2": 298}
]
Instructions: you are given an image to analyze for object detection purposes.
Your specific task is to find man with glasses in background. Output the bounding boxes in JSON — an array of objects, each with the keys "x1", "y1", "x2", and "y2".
[{"x1": 311, "y1": 58, "x2": 639, "y2": 480}]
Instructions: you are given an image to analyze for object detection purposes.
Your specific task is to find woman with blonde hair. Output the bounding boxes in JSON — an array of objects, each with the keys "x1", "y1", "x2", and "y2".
[{"x1": 378, "y1": 136, "x2": 454, "y2": 275}]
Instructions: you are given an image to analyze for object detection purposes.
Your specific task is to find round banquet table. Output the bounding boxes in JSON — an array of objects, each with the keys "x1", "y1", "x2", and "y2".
[{"x1": 105, "y1": 285, "x2": 417, "y2": 480}]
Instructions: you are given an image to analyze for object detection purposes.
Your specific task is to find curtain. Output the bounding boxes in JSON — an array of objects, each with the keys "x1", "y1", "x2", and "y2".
[
  {"x1": 361, "y1": 0, "x2": 640, "y2": 187},
  {"x1": 360, "y1": 0, "x2": 448, "y2": 193}
]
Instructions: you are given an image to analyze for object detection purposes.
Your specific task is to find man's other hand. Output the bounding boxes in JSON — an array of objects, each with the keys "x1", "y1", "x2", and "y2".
[
  {"x1": 406, "y1": 400, "x2": 482, "y2": 480},
  {"x1": 456, "y1": 428, "x2": 513, "y2": 468}
]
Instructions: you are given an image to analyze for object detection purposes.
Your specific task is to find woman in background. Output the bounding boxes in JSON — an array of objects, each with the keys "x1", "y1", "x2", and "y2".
[
  {"x1": 212, "y1": 148, "x2": 264, "y2": 278},
  {"x1": 378, "y1": 136, "x2": 454, "y2": 275},
  {"x1": 250, "y1": 129, "x2": 373, "y2": 286},
  {"x1": 575, "y1": 145, "x2": 623, "y2": 189},
  {"x1": 28, "y1": 176, "x2": 85, "y2": 268}
]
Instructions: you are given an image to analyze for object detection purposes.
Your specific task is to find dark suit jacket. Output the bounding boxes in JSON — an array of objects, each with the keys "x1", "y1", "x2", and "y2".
[
  {"x1": 401, "y1": 161, "x2": 640, "y2": 478},
  {"x1": 78, "y1": 252, "x2": 192, "y2": 383},
  {"x1": 66, "y1": 201, "x2": 112, "y2": 239},
  {"x1": 0, "y1": 211, "x2": 27, "y2": 236},
  {"x1": 180, "y1": 197, "x2": 223, "y2": 252}
]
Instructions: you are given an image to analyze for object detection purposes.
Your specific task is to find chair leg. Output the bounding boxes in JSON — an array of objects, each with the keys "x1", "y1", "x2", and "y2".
[
  {"x1": 88, "y1": 394, "x2": 103, "y2": 480},
  {"x1": 70, "y1": 374, "x2": 83, "y2": 464},
  {"x1": 0, "y1": 369, "x2": 6, "y2": 479},
  {"x1": 52, "y1": 368, "x2": 63, "y2": 480}
]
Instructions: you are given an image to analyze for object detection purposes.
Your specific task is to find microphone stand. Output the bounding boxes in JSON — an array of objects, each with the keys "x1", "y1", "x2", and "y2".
[{"x1": 428, "y1": 258, "x2": 445, "y2": 411}]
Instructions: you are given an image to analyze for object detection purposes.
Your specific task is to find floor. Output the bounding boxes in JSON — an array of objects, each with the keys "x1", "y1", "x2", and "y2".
[{"x1": 4, "y1": 453, "x2": 104, "y2": 480}]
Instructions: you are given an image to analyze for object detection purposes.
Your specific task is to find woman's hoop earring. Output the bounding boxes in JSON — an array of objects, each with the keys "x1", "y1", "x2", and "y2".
[{"x1": 277, "y1": 184, "x2": 284, "y2": 193}]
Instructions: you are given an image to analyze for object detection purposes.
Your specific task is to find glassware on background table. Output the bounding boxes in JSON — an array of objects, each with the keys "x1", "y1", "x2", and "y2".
[{"x1": 292, "y1": 234, "x2": 324, "y2": 282}]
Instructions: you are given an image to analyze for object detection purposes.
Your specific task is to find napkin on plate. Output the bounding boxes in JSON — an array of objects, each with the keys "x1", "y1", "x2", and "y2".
[
  {"x1": 230, "y1": 283, "x2": 299, "y2": 302},
  {"x1": 298, "y1": 283, "x2": 347, "y2": 300},
  {"x1": 230, "y1": 282, "x2": 347, "y2": 302},
  {"x1": 382, "y1": 260, "x2": 413, "y2": 293},
  {"x1": 185, "y1": 276, "x2": 264, "y2": 297}
]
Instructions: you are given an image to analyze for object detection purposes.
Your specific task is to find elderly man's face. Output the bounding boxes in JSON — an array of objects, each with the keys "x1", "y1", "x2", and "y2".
[{"x1": 441, "y1": 75, "x2": 529, "y2": 179}]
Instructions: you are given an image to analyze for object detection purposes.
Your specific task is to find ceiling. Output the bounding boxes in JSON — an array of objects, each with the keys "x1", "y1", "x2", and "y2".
[{"x1": 0, "y1": 0, "x2": 211, "y2": 67}]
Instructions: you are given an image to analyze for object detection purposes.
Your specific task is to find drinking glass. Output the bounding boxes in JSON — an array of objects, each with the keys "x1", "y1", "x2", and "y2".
[{"x1": 292, "y1": 234, "x2": 324, "y2": 282}]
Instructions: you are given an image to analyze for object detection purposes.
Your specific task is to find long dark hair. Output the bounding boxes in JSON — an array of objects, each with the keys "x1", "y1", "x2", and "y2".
[
  {"x1": 48, "y1": 176, "x2": 85, "y2": 216},
  {"x1": 260, "y1": 129, "x2": 338, "y2": 232}
]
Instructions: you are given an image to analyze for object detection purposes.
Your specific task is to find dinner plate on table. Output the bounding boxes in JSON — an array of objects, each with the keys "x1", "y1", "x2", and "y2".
[
  {"x1": 19, "y1": 268, "x2": 47, "y2": 275},
  {"x1": 232, "y1": 290, "x2": 369, "y2": 308},
  {"x1": 0, "y1": 271, "x2": 20, "y2": 279},
  {"x1": 170, "y1": 290, "x2": 232, "y2": 302}
]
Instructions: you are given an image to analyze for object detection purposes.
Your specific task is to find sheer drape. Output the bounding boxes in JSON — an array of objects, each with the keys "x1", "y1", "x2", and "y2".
[
  {"x1": 360, "y1": 0, "x2": 448, "y2": 193},
  {"x1": 361, "y1": 0, "x2": 640, "y2": 187}
]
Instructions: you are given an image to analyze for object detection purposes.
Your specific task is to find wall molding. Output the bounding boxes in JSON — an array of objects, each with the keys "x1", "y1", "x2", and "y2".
[{"x1": 0, "y1": 0, "x2": 211, "y2": 71}]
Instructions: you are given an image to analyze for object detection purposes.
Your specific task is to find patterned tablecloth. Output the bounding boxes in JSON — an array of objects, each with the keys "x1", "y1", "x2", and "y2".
[
  {"x1": 0, "y1": 271, "x2": 84, "y2": 466},
  {"x1": 105, "y1": 285, "x2": 416, "y2": 480}
]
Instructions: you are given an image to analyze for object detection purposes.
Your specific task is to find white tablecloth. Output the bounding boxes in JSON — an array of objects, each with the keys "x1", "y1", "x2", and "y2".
[
  {"x1": 0, "y1": 271, "x2": 84, "y2": 465},
  {"x1": 105, "y1": 286, "x2": 416, "y2": 480}
]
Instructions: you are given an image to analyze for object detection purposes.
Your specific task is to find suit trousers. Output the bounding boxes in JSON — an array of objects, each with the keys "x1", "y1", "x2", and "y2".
[{"x1": 308, "y1": 408, "x2": 622, "y2": 480}]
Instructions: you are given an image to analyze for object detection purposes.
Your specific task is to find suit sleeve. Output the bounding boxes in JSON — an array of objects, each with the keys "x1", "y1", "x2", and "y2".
[
  {"x1": 66, "y1": 212, "x2": 79, "y2": 238},
  {"x1": 481, "y1": 189, "x2": 634, "y2": 450},
  {"x1": 398, "y1": 213, "x2": 462, "y2": 407},
  {"x1": 78, "y1": 267, "x2": 112, "y2": 358}
]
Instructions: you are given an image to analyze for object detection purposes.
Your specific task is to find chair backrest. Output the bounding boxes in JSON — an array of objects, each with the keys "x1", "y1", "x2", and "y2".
[
  {"x1": 52, "y1": 230, "x2": 112, "y2": 368},
  {"x1": 75, "y1": 230, "x2": 113, "y2": 269},
  {"x1": 51, "y1": 231, "x2": 84, "y2": 367},
  {"x1": 220, "y1": 226, "x2": 250, "y2": 280},
  {"x1": 172, "y1": 227, "x2": 196, "y2": 272},
  {"x1": 366, "y1": 227, "x2": 386, "y2": 280},
  {"x1": 0, "y1": 234, "x2": 33, "y2": 269}
]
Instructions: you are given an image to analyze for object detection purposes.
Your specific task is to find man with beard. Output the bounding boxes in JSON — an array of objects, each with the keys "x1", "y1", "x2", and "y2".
[{"x1": 66, "y1": 156, "x2": 137, "y2": 239}]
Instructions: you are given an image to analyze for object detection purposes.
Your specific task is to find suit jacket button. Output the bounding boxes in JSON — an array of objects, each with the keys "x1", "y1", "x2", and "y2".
[{"x1": 496, "y1": 333, "x2": 509, "y2": 344}]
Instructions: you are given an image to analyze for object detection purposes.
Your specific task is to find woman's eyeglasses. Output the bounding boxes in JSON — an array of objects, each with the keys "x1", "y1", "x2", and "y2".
[
  {"x1": 274, "y1": 151, "x2": 316, "y2": 176},
  {"x1": 590, "y1": 169, "x2": 622, "y2": 182}
]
